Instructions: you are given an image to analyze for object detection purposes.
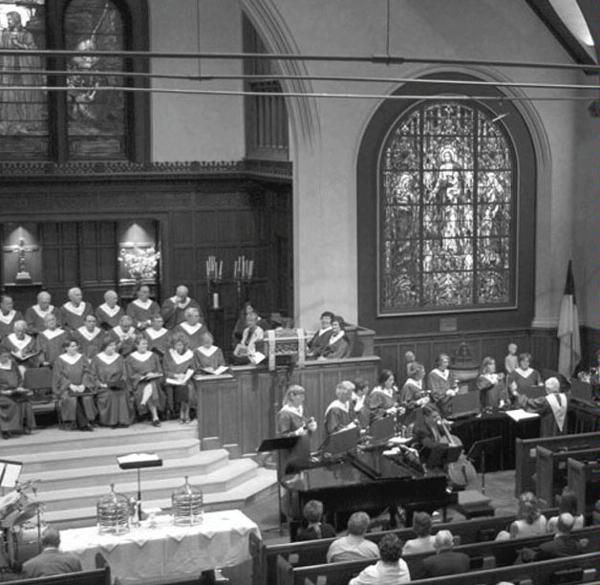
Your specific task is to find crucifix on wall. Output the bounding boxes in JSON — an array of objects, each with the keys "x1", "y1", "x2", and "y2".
[{"x1": 3, "y1": 237, "x2": 39, "y2": 283}]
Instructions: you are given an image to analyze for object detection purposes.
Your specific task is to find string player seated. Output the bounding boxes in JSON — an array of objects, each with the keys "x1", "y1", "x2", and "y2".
[{"x1": 412, "y1": 404, "x2": 452, "y2": 473}]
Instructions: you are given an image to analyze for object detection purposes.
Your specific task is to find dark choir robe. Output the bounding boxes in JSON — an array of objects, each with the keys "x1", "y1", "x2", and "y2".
[
  {"x1": 60, "y1": 302, "x2": 93, "y2": 333},
  {"x1": 73, "y1": 326, "x2": 103, "y2": 360},
  {"x1": 399, "y1": 378, "x2": 425, "y2": 426},
  {"x1": 143, "y1": 326, "x2": 170, "y2": 357},
  {"x1": 92, "y1": 352, "x2": 131, "y2": 427},
  {"x1": 2, "y1": 333, "x2": 39, "y2": 370},
  {"x1": 507, "y1": 367, "x2": 543, "y2": 395},
  {"x1": 0, "y1": 309, "x2": 24, "y2": 341},
  {"x1": 163, "y1": 348, "x2": 196, "y2": 407},
  {"x1": 308, "y1": 327, "x2": 333, "y2": 357},
  {"x1": 194, "y1": 345, "x2": 226, "y2": 373},
  {"x1": 108, "y1": 325, "x2": 137, "y2": 356},
  {"x1": 476, "y1": 373, "x2": 509, "y2": 411},
  {"x1": 517, "y1": 392, "x2": 569, "y2": 437},
  {"x1": 351, "y1": 393, "x2": 370, "y2": 428},
  {"x1": 320, "y1": 332, "x2": 350, "y2": 359},
  {"x1": 52, "y1": 353, "x2": 97, "y2": 424},
  {"x1": 172, "y1": 321, "x2": 208, "y2": 351},
  {"x1": 25, "y1": 304, "x2": 62, "y2": 336},
  {"x1": 161, "y1": 296, "x2": 203, "y2": 330},
  {"x1": 95, "y1": 304, "x2": 125, "y2": 331},
  {"x1": 37, "y1": 328, "x2": 69, "y2": 366},
  {"x1": 0, "y1": 360, "x2": 35, "y2": 433},
  {"x1": 324, "y1": 399, "x2": 353, "y2": 436},
  {"x1": 368, "y1": 386, "x2": 397, "y2": 422},
  {"x1": 126, "y1": 298, "x2": 161, "y2": 330},
  {"x1": 427, "y1": 368, "x2": 457, "y2": 418},
  {"x1": 125, "y1": 351, "x2": 165, "y2": 413},
  {"x1": 276, "y1": 404, "x2": 312, "y2": 475}
]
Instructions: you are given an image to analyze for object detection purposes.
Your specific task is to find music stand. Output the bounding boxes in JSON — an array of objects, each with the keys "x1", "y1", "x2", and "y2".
[
  {"x1": 117, "y1": 453, "x2": 163, "y2": 521},
  {"x1": 467, "y1": 436, "x2": 502, "y2": 494}
]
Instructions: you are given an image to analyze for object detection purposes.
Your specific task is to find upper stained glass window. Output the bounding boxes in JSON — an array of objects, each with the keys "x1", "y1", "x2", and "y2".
[{"x1": 379, "y1": 101, "x2": 516, "y2": 314}]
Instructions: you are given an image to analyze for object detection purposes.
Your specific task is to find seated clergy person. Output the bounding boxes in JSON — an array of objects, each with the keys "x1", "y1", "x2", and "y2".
[
  {"x1": 109, "y1": 315, "x2": 137, "y2": 356},
  {"x1": 422, "y1": 530, "x2": 469, "y2": 577},
  {"x1": 161, "y1": 285, "x2": 203, "y2": 329},
  {"x1": 171, "y1": 307, "x2": 207, "y2": 350},
  {"x1": 349, "y1": 533, "x2": 410, "y2": 585},
  {"x1": 296, "y1": 500, "x2": 336, "y2": 541},
  {"x1": 143, "y1": 314, "x2": 170, "y2": 357},
  {"x1": 233, "y1": 311, "x2": 264, "y2": 364},
  {"x1": 0, "y1": 348, "x2": 35, "y2": 439},
  {"x1": 61, "y1": 287, "x2": 93, "y2": 333},
  {"x1": 25, "y1": 291, "x2": 61, "y2": 336},
  {"x1": 2, "y1": 320, "x2": 39, "y2": 373},
  {"x1": 307, "y1": 311, "x2": 334, "y2": 357},
  {"x1": 327, "y1": 511, "x2": 379, "y2": 562},
  {"x1": 22, "y1": 527, "x2": 82, "y2": 578},
  {"x1": 324, "y1": 380, "x2": 356, "y2": 436},
  {"x1": 476, "y1": 356, "x2": 509, "y2": 411},
  {"x1": 73, "y1": 314, "x2": 103, "y2": 360},
  {"x1": 127, "y1": 284, "x2": 160, "y2": 331},
  {"x1": 320, "y1": 315, "x2": 351, "y2": 359},
  {"x1": 0, "y1": 295, "x2": 23, "y2": 341},
  {"x1": 193, "y1": 331, "x2": 226, "y2": 374},
  {"x1": 95, "y1": 289, "x2": 124, "y2": 331},
  {"x1": 162, "y1": 333, "x2": 195, "y2": 423},
  {"x1": 536, "y1": 513, "x2": 586, "y2": 559},
  {"x1": 37, "y1": 314, "x2": 69, "y2": 367}
]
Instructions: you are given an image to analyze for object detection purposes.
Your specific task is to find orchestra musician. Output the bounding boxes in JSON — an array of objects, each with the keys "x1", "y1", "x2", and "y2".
[{"x1": 412, "y1": 404, "x2": 450, "y2": 472}]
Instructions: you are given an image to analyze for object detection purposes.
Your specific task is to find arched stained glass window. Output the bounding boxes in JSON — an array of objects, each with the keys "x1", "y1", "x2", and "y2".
[{"x1": 379, "y1": 101, "x2": 516, "y2": 314}]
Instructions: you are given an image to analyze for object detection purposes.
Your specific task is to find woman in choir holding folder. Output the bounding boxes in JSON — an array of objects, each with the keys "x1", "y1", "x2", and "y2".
[
  {"x1": 53, "y1": 339, "x2": 97, "y2": 431},
  {"x1": 0, "y1": 348, "x2": 35, "y2": 439},
  {"x1": 507, "y1": 353, "x2": 543, "y2": 397},
  {"x1": 162, "y1": 333, "x2": 195, "y2": 424},
  {"x1": 126, "y1": 335, "x2": 164, "y2": 427},
  {"x1": 194, "y1": 332, "x2": 226, "y2": 374},
  {"x1": 143, "y1": 314, "x2": 170, "y2": 357},
  {"x1": 399, "y1": 362, "x2": 430, "y2": 426},
  {"x1": 476, "y1": 357, "x2": 509, "y2": 411},
  {"x1": 426, "y1": 354, "x2": 459, "y2": 418},
  {"x1": 276, "y1": 385, "x2": 317, "y2": 437},
  {"x1": 2, "y1": 320, "x2": 39, "y2": 373},
  {"x1": 92, "y1": 338, "x2": 131, "y2": 428}
]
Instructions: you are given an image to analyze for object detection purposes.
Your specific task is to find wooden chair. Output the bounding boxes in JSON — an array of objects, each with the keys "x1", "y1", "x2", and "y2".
[{"x1": 22, "y1": 367, "x2": 55, "y2": 415}]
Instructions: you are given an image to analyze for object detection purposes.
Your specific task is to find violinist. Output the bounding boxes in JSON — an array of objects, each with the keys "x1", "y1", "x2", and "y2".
[
  {"x1": 399, "y1": 362, "x2": 429, "y2": 426},
  {"x1": 412, "y1": 405, "x2": 450, "y2": 471}
]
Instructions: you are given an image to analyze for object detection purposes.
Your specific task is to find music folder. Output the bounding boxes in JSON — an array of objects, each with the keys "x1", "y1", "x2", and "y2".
[
  {"x1": 257, "y1": 436, "x2": 300, "y2": 452},
  {"x1": 117, "y1": 453, "x2": 163, "y2": 470},
  {"x1": 0, "y1": 459, "x2": 23, "y2": 489}
]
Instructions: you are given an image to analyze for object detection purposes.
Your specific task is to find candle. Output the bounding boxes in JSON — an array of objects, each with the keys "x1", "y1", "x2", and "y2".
[{"x1": 212, "y1": 292, "x2": 219, "y2": 309}]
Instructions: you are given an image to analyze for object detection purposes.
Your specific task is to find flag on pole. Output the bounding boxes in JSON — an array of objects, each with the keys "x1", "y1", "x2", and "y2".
[{"x1": 557, "y1": 260, "x2": 581, "y2": 378}]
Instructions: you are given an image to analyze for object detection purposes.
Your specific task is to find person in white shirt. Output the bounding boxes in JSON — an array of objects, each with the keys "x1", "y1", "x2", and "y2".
[
  {"x1": 327, "y1": 511, "x2": 379, "y2": 563},
  {"x1": 402, "y1": 511, "x2": 436, "y2": 556},
  {"x1": 349, "y1": 533, "x2": 410, "y2": 585}
]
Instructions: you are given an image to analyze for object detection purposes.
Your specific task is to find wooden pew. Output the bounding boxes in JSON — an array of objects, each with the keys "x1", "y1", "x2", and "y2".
[
  {"x1": 1, "y1": 568, "x2": 110, "y2": 585},
  {"x1": 569, "y1": 459, "x2": 600, "y2": 514},
  {"x1": 515, "y1": 431, "x2": 600, "y2": 497}
]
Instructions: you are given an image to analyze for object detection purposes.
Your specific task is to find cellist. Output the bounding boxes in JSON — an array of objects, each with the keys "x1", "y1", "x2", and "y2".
[{"x1": 412, "y1": 404, "x2": 450, "y2": 471}]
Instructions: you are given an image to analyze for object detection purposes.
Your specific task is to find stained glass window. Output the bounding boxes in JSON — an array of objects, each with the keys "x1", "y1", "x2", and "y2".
[{"x1": 379, "y1": 101, "x2": 515, "y2": 314}]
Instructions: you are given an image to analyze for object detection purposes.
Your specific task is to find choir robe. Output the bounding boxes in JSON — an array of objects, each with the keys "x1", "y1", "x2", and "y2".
[
  {"x1": 307, "y1": 327, "x2": 333, "y2": 357},
  {"x1": 0, "y1": 360, "x2": 35, "y2": 433},
  {"x1": 507, "y1": 367, "x2": 543, "y2": 396},
  {"x1": 25, "y1": 304, "x2": 62, "y2": 336},
  {"x1": 399, "y1": 379, "x2": 425, "y2": 426},
  {"x1": 368, "y1": 386, "x2": 398, "y2": 422},
  {"x1": 125, "y1": 351, "x2": 165, "y2": 413},
  {"x1": 351, "y1": 393, "x2": 370, "y2": 428},
  {"x1": 108, "y1": 326, "x2": 136, "y2": 356},
  {"x1": 517, "y1": 392, "x2": 569, "y2": 437},
  {"x1": 126, "y1": 298, "x2": 160, "y2": 330},
  {"x1": 162, "y1": 348, "x2": 195, "y2": 407},
  {"x1": 427, "y1": 368, "x2": 458, "y2": 418},
  {"x1": 171, "y1": 322, "x2": 208, "y2": 351},
  {"x1": 73, "y1": 326, "x2": 104, "y2": 360},
  {"x1": 37, "y1": 328, "x2": 69, "y2": 366},
  {"x1": 276, "y1": 404, "x2": 312, "y2": 474},
  {"x1": 2, "y1": 333, "x2": 39, "y2": 370},
  {"x1": 143, "y1": 326, "x2": 170, "y2": 358},
  {"x1": 0, "y1": 310, "x2": 24, "y2": 341},
  {"x1": 92, "y1": 352, "x2": 131, "y2": 427},
  {"x1": 324, "y1": 399, "x2": 353, "y2": 436},
  {"x1": 476, "y1": 374, "x2": 509, "y2": 411},
  {"x1": 194, "y1": 345, "x2": 226, "y2": 373},
  {"x1": 161, "y1": 296, "x2": 203, "y2": 330},
  {"x1": 95, "y1": 304, "x2": 125, "y2": 331},
  {"x1": 60, "y1": 302, "x2": 94, "y2": 333},
  {"x1": 321, "y1": 332, "x2": 351, "y2": 359},
  {"x1": 52, "y1": 353, "x2": 97, "y2": 424}
]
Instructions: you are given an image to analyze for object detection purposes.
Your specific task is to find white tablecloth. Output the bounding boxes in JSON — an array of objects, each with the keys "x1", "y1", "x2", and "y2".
[{"x1": 59, "y1": 509, "x2": 260, "y2": 585}]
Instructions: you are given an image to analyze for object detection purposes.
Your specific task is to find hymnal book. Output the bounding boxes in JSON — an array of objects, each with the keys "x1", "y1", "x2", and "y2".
[
  {"x1": 201, "y1": 365, "x2": 229, "y2": 376},
  {"x1": 165, "y1": 369, "x2": 194, "y2": 386},
  {"x1": 505, "y1": 409, "x2": 540, "y2": 422},
  {"x1": 2, "y1": 388, "x2": 33, "y2": 398},
  {"x1": 11, "y1": 350, "x2": 41, "y2": 362},
  {"x1": 140, "y1": 372, "x2": 162, "y2": 382},
  {"x1": 249, "y1": 351, "x2": 266, "y2": 365}
]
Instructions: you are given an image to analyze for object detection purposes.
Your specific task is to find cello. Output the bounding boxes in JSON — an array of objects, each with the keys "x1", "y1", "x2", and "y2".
[{"x1": 438, "y1": 419, "x2": 478, "y2": 490}]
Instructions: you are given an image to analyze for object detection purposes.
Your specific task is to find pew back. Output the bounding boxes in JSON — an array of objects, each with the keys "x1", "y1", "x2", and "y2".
[{"x1": 1, "y1": 568, "x2": 110, "y2": 585}]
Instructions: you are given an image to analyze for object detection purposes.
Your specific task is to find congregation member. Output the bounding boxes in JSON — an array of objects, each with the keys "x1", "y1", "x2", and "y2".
[
  {"x1": 296, "y1": 500, "x2": 336, "y2": 541},
  {"x1": 22, "y1": 527, "x2": 82, "y2": 578},
  {"x1": 476, "y1": 357, "x2": 509, "y2": 411},
  {"x1": 507, "y1": 352, "x2": 543, "y2": 396},
  {"x1": 398, "y1": 362, "x2": 430, "y2": 426},
  {"x1": 3, "y1": 320, "x2": 39, "y2": 372},
  {"x1": 351, "y1": 378, "x2": 370, "y2": 428},
  {"x1": 349, "y1": 533, "x2": 410, "y2": 585},
  {"x1": 536, "y1": 513, "x2": 586, "y2": 559},
  {"x1": 60, "y1": 287, "x2": 93, "y2": 333},
  {"x1": 126, "y1": 284, "x2": 160, "y2": 331},
  {"x1": 276, "y1": 384, "x2": 317, "y2": 437},
  {"x1": 307, "y1": 310, "x2": 334, "y2": 358},
  {"x1": 161, "y1": 285, "x2": 203, "y2": 329},
  {"x1": 25, "y1": 291, "x2": 61, "y2": 336},
  {"x1": 402, "y1": 512, "x2": 436, "y2": 555},
  {"x1": 73, "y1": 314, "x2": 103, "y2": 360},
  {"x1": 95, "y1": 290, "x2": 124, "y2": 330},
  {"x1": 324, "y1": 380, "x2": 355, "y2": 436},
  {"x1": 422, "y1": 530, "x2": 469, "y2": 577},
  {"x1": 126, "y1": 335, "x2": 164, "y2": 426},
  {"x1": 547, "y1": 489, "x2": 585, "y2": 533},
  {"x1": 194, "y1": 332, "x2": 226, "y2": 374},
  {"x1": 427, "y1": 353, "x2": 459, "y2": 418},
  {"x1": 171, "y1": 307, "x2": 207, "y2": 350},
  {"x1": 108, "y1": 314, "x2": 137, "y2": 356},
  {"x1": 368, "y1": 369, "x2": 401, "y2": 422},
  {"x1": 37, "y1": 314, "x2": 69, "y2": 367},
  {"x1": 53, "y1": 339, "x2": 97, "y2": 431},
  {"x1": 507, "y1": 492, "x2": 547, "y2": 539},
  {"x1": 0, "y1": 295, "x2": 23, "y2": 341},
  {"x1": 0, "y1": 348, "x2": 35, "y2": 439},
  {"x1": 231, "y1": 301, "x2": 270, "y2": 347},
  {"x1": 233, "y1": 311, "x2": 264, "y2": 364},
  {"x1": 143, "y1": 314, "x2": 170, "y2": 357},
  {"x1": 92, "y1": 338, "x2": 130, "y2": 428},
  {"x1": 504, "y1": 342, "x2": 519, "y2": 374},
  {"x1": 162, "y1": 333, "x2": 195, "y2": 423},
  {"x1": 320, "y1": 315, "x2": 350, "y2": 359},
  {"x1": 327, "y1": 511, "x2": 379, "y2": 562}
]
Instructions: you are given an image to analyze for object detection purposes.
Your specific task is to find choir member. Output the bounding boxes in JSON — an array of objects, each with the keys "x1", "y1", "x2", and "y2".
[
  {"x1": 2, "y1": 320, "x2": 39, "y2": 373},
  {"x1": 399, "y1": 362, "x2": 430, "y2": 426},
  {"x1": 426, "y1": 354, "x2": 459, "y2": 418},
  {"x1": 194, "y1": 332, "x2": 226, "y2": 374},
  {"x1": 368, "y1": 369, "x2": 400, "y2": 422},
  {"x1": 37, "y1": 314, "x2": 69, "y2": 367},
  {"x1": 126, "y1": 284, "x2": 160, "y2": 331},
  {"x1": 95, "y1": 290, "x2": 124, "y2": 331},
  {"x1": 0, "y1": 348, "x2": 35, "y2": 439},
  {"x1": 92, "y1": 338, "x2": 130, "y2": 428},
  {"x1": 351, "y1": 378, "x2": 371, "y2": 428},
  {"x1": 476, "y1": 357, "x2": 509, "y2": 411},
  {"x1": 53, "y1": 339, "x2": 97, "y2": 431},
  {"x1": 307, "y1": 311, "x2": 334, "y2": 358},
  {"x1": 510, "y1": 376, "x2": 568, "y2": 437},
  {"x1": 507, "y1": 352, "x2": 543, "y2": 397},
  {"x1": 161, "y1": 285, "x2": 203, "y2": 329},
  {"x1": 61, "y1": 287, "x2": 93, "y2": 333},
  {"x1": 231, "y1": 302, "x2": 269, "y2": 347},
  {"x1": 108, "y1": 315, "x2": 137, "y2": 356},
  {"x1": 126, "y1": 335, "x2": 164, "y2": 426},
  {"x1": 233, "y1": 311, "x2": 265, "y2": 364},
  {"x1": 504, "y1": 342, "x2": 519, "y2": 374},
  {"x1": 320, "y1": 316, "x2": 350, "y2": 359},
  {"x1": 73, "y1": 314, "x2": 103, "y2": 360},
  {"x1": 25, "y1": 291, "x2": 61, "y2": 336},
  {"x1": 170, "y1": 307, "x2": 207, "y2": 350},
  {"x1": 143, "y1": 314, "x2": 170, "y2": 357},
  {"x1": 0, "y1": 295, "x2": 24, "y2": 341},
  {"x1": 163, "y1": 333, "x2": 195, "y2": 423},
  {"x1": 324, "y1": 380, "x2": 355, "y2": 436}
]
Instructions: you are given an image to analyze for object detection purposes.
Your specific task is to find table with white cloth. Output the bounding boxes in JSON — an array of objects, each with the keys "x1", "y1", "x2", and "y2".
[{"x1": 59, "y1": 509, "x2": 261, "y2": 585}]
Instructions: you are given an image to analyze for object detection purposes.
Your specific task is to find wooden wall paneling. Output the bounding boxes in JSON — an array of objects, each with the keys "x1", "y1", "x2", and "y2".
[{"x1": 79, "y1": 221, "x2": 117, "y2": 306}]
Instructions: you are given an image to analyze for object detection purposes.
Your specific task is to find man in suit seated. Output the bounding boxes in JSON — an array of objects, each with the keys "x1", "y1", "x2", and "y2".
[
  {"x1": 536, "y1": 513, "x2": 587, "y2": 559},
  {"x1": 22, "y1": 527, "x2": 82, "y2": 578},
  {"x1": 422, "y1": 530, "x2": 469, "y2": 577}
]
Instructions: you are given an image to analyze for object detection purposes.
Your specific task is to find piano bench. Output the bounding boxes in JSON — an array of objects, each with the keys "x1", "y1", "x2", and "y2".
[{"x1": 455, "y1": 489, "x2": 495, "y2": 519}]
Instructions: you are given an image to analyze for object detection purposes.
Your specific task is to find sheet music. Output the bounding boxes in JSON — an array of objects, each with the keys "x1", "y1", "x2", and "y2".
[
  {"x1": 117, "y1": 453, "x2": 160, "y2": 465},
  {"x1": 505, "y1": 409, "x2": 540, "y2": 422},
  {"x1": 249, "y1": 351, "x2": 266, "y2": 365}
]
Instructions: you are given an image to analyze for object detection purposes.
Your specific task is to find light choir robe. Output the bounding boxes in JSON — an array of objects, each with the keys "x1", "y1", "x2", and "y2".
[
  {"x1": 160, "y1": 296, "x2": 203, "y2": 329},
  {"x1": 321, "y1": 332, "x2": 350, "y2": 359},
  {"x1": 368, "y1": 385, "x2": 398, "y2": 422},
  {"x1": 427, "y1": 368, "x2": 458, "y2": 418},
  {"x1": 193, "y1": 345, "x2": 226, "y2": 373},
  {"x1": 0, "y1": 309, "x2": 24, "y2": 341},
  {"x1": 92, "y1": 352, "x2": 131, "y2": 427},
  {"x1": 52, "y1": 353, "x2": 97, "y2": 423},
  {"x1": 73, "y1": 326, "x2": 103, "y2": 360},
  {"x1": 476, "y1": 374, "x2": 509, "y2": 411},
  {"x1": 95, "y1": 304, "x2": 125, "y2": 331},
  {"x1": 307, "y1": 327, "x2": 333, "y2": 357},
  {"x1": 37, "y1": 328, "x2": 69, "y2": 366},
  {"x1": 125, "y1": 350, "x2": 165, "y2": 412},
  {"x1": 25, "y1": 304, "x2": 62, "y2": 336},
  {"x1": 126, "y1": 298, "x2": 160, "y2": 330},
  {"x1": 108, "y1": 325, "x2": 136, "y2": 356},
  {"x1": 517, "y1": 392, "x2": 569, "y2": 437},
  {"x1": 324, "y1": 399, "x2": 353, "y2": 436},
  {"x1": 0, "y1": 359, "x2": 35, "y2": 433},
  {"x1": 2, "y1": 333, "x2": 39, "y2": 369},
  {"x1": 143, "y1": 326, "x2": 170, "y2": 357},
  {"x1": 60, "y1": 302, "x2": 93, "y2": 333},
  {"x1": 171, "y1": 321, "x2": 208, "y2": 351},
  {"x1": 162, "y1": 348, "x2": 195, "y2": 406}
]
